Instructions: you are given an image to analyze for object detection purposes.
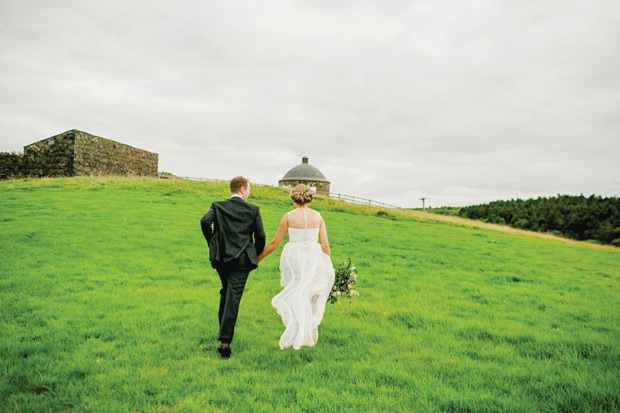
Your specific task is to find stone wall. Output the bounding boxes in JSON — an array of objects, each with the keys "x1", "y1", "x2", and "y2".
[
  {"x1": 0, "y1": 129, "x2": 159, "y2": 180},
  {"x1": 23, "y1": 131, "x2": 75, "y2": 177},
  {"x1": 73, "y1": 131, "x2": 158, "y2": 177},
  {"x1": 0, "y1": 152, "x2": 28, "y2": 179},
  {"x1": 279, "y1": 180, "x2": 330, "y2": 196}
]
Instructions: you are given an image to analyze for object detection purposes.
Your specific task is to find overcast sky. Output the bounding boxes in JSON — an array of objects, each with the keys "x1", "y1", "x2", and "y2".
[{"x1": 1, "y1": 0, "x2": 618, "y2": 207}]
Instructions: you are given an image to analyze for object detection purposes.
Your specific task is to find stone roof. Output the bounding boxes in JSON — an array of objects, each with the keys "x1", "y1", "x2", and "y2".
[
  {"x1": 280, "y1": 156, "x2": 329, "y2": 183},
  {"x1": 23, "y1": 129, "x2": 157, "y2": 155}
]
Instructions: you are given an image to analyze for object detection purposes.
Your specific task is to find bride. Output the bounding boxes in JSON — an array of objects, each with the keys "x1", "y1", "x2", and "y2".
[{"x1": 257, "y1": 184, "x2": 335, "y2": 350}]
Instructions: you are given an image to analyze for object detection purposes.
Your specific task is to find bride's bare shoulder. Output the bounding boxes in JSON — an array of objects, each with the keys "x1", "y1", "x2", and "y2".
[{"x1": 308, "y1": 208, "x2": 321, "y2": 217}]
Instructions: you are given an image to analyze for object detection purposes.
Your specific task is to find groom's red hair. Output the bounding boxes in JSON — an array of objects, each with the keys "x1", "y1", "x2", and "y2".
[{"x1": 230, "y1": 176, "x2": 249, "y2": 194}]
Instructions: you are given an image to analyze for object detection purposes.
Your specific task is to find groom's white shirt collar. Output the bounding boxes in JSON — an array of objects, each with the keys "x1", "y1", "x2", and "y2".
[{"x1": 231, "y1": 194, "x2": 243, "y2": 200}]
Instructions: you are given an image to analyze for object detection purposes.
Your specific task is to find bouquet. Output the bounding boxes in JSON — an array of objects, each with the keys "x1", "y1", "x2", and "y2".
[{"x1": 329, "y1": 258, "x2": 358, "y2": 305}]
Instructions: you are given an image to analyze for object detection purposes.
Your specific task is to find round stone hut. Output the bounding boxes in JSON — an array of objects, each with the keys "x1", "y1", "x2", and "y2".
[{"x1": 279, "y1": 156, "x2": 330, "y2": 196}]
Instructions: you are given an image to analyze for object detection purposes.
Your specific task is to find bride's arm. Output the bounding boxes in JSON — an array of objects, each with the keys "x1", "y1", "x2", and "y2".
[
  {"x1": 319, "y1": 218, "x2": 331, "y2": 257},
  {"x1": 257, "y1": 214, "x2": 288, "y2": 263}
]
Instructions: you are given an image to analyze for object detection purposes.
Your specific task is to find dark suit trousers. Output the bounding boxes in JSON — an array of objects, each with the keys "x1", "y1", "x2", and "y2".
[{"x1": 215, "y1": 251, "x2": 252, "y2": 343}]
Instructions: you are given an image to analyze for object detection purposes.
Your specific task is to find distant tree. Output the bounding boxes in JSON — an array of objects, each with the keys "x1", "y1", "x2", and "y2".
[{"x1": 458, "y1": 195, "x2": 620, "y2": 245}]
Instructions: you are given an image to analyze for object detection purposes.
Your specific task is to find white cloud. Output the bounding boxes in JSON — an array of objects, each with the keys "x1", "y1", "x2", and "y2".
[{"x1": 1, "y1": 0, "x2": 619, "y2": 207}]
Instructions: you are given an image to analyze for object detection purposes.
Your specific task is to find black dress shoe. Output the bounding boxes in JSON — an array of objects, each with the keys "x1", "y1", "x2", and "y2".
[{"x1": 217, "y1": 343, "x2": 231, "y2": 358}]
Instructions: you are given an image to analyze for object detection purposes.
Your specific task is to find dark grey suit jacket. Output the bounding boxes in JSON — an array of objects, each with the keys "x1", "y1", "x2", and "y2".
[{"x1": 200, "y1": 197, "x2": 266, "y2": 269}]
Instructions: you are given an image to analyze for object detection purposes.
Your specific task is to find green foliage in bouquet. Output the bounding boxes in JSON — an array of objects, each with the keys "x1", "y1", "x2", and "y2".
[{"x1": 329, "y1": 258, "x2": 358, "y2": 305}]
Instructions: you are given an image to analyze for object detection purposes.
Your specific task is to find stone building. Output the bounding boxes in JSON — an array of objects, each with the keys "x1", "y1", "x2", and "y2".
[
  {"x1": 0, "y1": 129, "x2": 158, "y2": 179},
  {"x1": 279, "y1": 156, "x2": 330, "y2": 196}
]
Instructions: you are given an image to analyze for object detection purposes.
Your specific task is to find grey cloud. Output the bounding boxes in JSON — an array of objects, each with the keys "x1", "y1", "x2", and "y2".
[{"x1": 1, "y1": 0, "x2": 619, "y2": 208}]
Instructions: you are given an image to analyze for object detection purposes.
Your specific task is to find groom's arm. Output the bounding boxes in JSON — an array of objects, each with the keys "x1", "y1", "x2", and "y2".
[
  {"x1": 253, "y1": 208, "x2": 266, "y2": 255},
  {"x1": 200, "y1": 205, "x2": 215, "y2": 244}
]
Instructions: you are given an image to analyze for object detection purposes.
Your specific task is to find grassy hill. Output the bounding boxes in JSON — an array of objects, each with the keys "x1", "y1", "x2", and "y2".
[{"x1": 1, "y1": 177, "x2": 619, "y2": 411}]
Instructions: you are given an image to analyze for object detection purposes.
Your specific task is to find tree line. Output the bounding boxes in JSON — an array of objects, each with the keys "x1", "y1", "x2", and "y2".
[{"x1": 458, "y1": 195, "x2": 620, "y2": 246}]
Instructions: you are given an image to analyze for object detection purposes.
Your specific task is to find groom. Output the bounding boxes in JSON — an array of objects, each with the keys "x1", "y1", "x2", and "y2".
[{"x1": 200, "y1": 176, "x2": 266, "y2": 358}]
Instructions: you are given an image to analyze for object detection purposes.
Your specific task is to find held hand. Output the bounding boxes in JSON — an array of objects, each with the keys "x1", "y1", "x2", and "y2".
[{"x1": 257, "y1": 252, "x2": 267, "y2": 264}]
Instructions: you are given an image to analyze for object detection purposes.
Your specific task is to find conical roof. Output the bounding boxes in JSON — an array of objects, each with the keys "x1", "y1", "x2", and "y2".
[{"x1": 280, "y1": 156, "x2": 329, "y2": 183}]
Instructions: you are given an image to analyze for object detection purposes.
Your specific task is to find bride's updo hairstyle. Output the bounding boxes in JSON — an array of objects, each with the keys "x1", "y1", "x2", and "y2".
[{"x1": 290, "y1": 184, "x2": 313, "y2": 205}]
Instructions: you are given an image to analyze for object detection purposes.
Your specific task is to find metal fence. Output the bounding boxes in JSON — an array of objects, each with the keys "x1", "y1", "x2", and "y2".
[
  {"x1": 180, "y1": 176, "x2": 225, "y2": 183},
  {"x1": 177, "y1": 176, "x2": 400, "y2": 208},
  {"x1": 180, "y1": 176, "x2": 275, "y2": 187},
  {"x1": 327, "y1": 192, "x2": 400, "y2": 209}
]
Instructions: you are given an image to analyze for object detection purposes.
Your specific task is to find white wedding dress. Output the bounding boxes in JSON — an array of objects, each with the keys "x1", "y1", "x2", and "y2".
[{"x1": 271, "y1": 209, "x2": 335, "y2": 350}]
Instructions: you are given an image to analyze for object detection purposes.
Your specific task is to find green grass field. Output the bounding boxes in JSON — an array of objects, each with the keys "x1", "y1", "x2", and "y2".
[{"x1": 1, "y1": 177, "x2": 619, "y2": 411}]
